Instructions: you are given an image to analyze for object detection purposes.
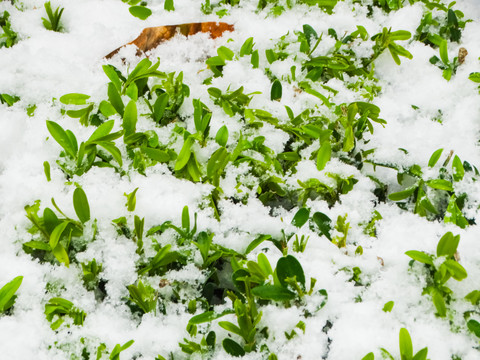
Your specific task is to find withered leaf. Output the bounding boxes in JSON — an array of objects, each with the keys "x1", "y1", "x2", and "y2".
[{"x1": 105, "y1": 22, "x2": 234, "y2": 59}]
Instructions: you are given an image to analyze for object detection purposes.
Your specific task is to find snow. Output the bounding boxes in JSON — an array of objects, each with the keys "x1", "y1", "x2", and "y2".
[{"x1": 0, "y1": 0, "x2": 480, "y2": 359}]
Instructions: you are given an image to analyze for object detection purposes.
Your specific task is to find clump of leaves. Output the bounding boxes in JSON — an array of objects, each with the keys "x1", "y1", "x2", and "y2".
[
  {"x1": 428, "y1": 36, "x2": 460, "y2": 80},
  {"x1": 59, "y1": 93, "x2": 98, "y2": 127},
  {"x1": 387, "y1": 149, "x2": 471, "y2": 227},
  {"x1": 416, "y1": 2, "x2": 470, "y2": 45},
  {"x1": 371, "y1": 27, "x2": 413, "y2": 65},
  {"x1": 362, "y1": 327, "x2": 428, "y2": 360},
  {"x1": 0, "y1": 276, "x2": 23, "y2": 315},
  {"x1": 81, "y1": 258, "x2": 106, "y2": 301},
  {"x1": 42, "y1": 2, "x2": 64, "y2": 32},
  {"x1": 208, "y1": 86, "x2": 257, "y2": 117},
  {"x1": 45, "y1": 297, "x2": 86, "y2": 330},
  {"x1": 406, "y1": 231, "x2": 467, "y2": 317},
  {"x1": 46, "y1": 119, "x2": 124, "y2": 178},
  {"x1": 0, "y1": 11, "x2": 18, "y2": 48},
  {"x1": 126, "y1": 280, "x2": 158, "y2": 315},
  {"x1": 23, "y1": 187, "x2": 95, "y2": 267}
]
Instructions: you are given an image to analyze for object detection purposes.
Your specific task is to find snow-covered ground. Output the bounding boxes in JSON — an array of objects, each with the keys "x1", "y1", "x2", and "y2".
[{"x1": 0, "y1": 0, "x2": 479, "y2": 359}]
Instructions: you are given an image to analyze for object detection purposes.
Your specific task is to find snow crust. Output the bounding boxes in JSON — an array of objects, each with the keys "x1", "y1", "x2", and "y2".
[{"x1": 0, "y1": 0, "x2": 479, "y2": 359}]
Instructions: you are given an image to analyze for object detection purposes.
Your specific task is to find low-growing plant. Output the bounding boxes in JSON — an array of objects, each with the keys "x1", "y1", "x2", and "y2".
[
  {"x1": 0, "y1": 11, "x2": 18, "y2": 48},
  {"x1": 429, "y1": 37, "x2": 459, "y2": 80},
  {"x1": 416, "y1": 1, "x2": 470, "y2": 44},
  {"x1": 386, "y1": 149, "x2": 471, "y2": 226},
  {"x1": 81, "y1": 258, "x2": 106, "y2": 300},
  {"x1": 406, "y1": 231, "x2": 467, "y2": 317},
  {"x1": 59, "y1": 93, "x2": 97, "y2": 126},
  {"x1": 45, "y1": 297, "x2": 86, "y2": 330},
  {"x1": 103, "y1": 58, "x2": 166, "y2": 107},
  {"x1": 0, "y1": 276, "x2": 23, "y2": 315},
  {"x1": 46, "y1": 119, "x2": 124, "y2": 177},
  {"x1": 126, "y1": 280, "x2": 158, "y2": 315},
  {"x1": 362, "y1": 327, "x2": 429, "y2": 360},
  {"x1": 109, "y1": 340, "x2": 135, "y2": 360},
  {"x1": 371, "y1": 27, "x2": 413, "y2": 65},
  {"x1": 42, "y1": 1, "x2": 64, "y2": 32},
  {"x1": 23, "y1": 187, "x2": 95, "y2": 267},
  {"x1": 206, "y1": 45, "x2": 235, "y2": 77},
  {"x1": 208, "y1": 86, "x2": 257, "y2": 117}
]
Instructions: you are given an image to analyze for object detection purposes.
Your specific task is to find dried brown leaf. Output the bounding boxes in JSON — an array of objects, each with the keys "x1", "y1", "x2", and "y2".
[{"x1": 105, "y1": 22, "x2": 234, "y2": 59}]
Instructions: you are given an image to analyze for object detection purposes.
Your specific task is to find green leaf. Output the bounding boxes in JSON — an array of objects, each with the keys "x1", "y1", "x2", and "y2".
[
  {"x1": 468, "y1": 72, "x2": 480, "y2": 83},
  {"x1": 43, "y1": 207, "x2": 59, "y2": 234},
  {"x1": 467, "y1": 320, "x2": 480, "y2": 338},
  {"x1": 59, "y1": 93, "x2": 90, "y2": 105},
  {"x1": 428, "y1": 148, "x2": 443, "y2": 167},
  {"x1": 426, "y1": 179, "x2": 453, "y2": 191},
  {"x1": 52, "y1": 243, "x2": 70, "y2": 267},
  {"x1": 465, "y1": 290, "x2": 480, "y2": 305},
  {"x1": 125, "y1": 187, "x2": 138, "y2": 212},
  {"x1": 399, "y1": 328, "x2": 413, "y2": 360},
  {"x1": 270, "y1": 79, "x2": 282, "y2": 101},
  {"x1": 218, "y1": 321, "x2": 242, "y2": 336},
  {"x1": 276, "y1": 255, "x2": 305, "y2": 288},
  {"x1": 153, "y1": 93, "x2": 169, "y2": 123},
  {"x1": 251, "y1": 284, "x2": 296, "y2": 301},
  {"x1": 0, "y1": 276, "x2": 23, "y2": 313},
  {"x1": 96, "y1": 141, "x2": 123, "y2": 166},
  {"x1": 405, "y1": 250, "x2": 434, "y2": 265},
  {"x1": 102, "y1": 65, "x2": 123, "y2": 93},
  {"x1": 174, "y1": 137, "x2": 194, "y2": 171},
  {"x1": 206, "y1": 56, "x2": 225, "y2": 67},
  {"x1": 181, "y1": 206, "x2": 190, "y2": 232},
  {"x1": 125, "y1": 82, "x2": 138, "y2": 101},
  {"x1": 257, "y1": 253, "x2": 273, "y2": 276},
  {"x1": 251, "y1": 50, "x2": 259, "y2": 68},
  {"x1": 439, "y1": 40, "x2": 449, "y2": 65},
  {"x1": 436, "y1": 232, "x2": 459, "y2": 257},
  {"x1": 129, "y1": 6, "x2": 152, "y2": 20},
  {"x1": 245, "y1": 234, "x2": 271, "y2": 254},
  {"x1": 73, "y1": 187, "x2": 90, "y2": 223},
  {"x1": 49, "y1": 221, "x2": 70, "y2": 249},
  {"x1": 142, "y1": 147, "x2": 170, "y2": 163},
  {"x1": 99, "y1": 100, "x2": 117, "y2": 118},
  {"x1": 316, "y1": 141, "x2": 331, "y2": 171},
  {"x1": 215, "y1": 125, "x2": 229, "y2": 147},
  {"x1": 388, "y1": 186, "x2": 417, "y2": 201},
  {"x1": 412, "y1": 348, "x2": 428, "y2": 360},
  {"x1": 222, "y1": 338, "x2": 245, "y2": 357},
  {"x1": 390, "y1": 30, "x2": 411, "y2": 41},
  {"x1": 108, "y1": 82, "x2": 124, "y2": 116},
  {"x1": 43, "y1": 161, "x2": 51, "y2": 182},
  {"x1": 240, "y1": 37, "x2": 254, "y2": 57},
  {"x1": 123, "y1": 100, "x2": 137, "y2": 136},
  {"x1": 164, "y1": 0, "x2": 175, "y2": 11},
  {"x1": 23, "y1": 240, "x2": 51, "y2": 251},
  {"x1": 431, "y1": 291, "x2": 446, "y2": 317},
  {"x1": 46, "y1": 121, "x2": 77, "y2": 159},
  {"x1": 217, "y1": 46, "x2": 234, "y2": 61},
  {"x1": 382, "y1": 301, "x2": 394, "y2": 312},
  {"x1": 361, "y1": 353, "x2": 375, "y2": 360},
  {"x1": 88, "y1": 120, "x2": 115, "y2": 143},
  {"x1": 292, "y1": 208, "x2": 310, "y2": 228},
  {"x1": 311, "y1": 212, "x2": 332, "y2": 240},
  {"x1": 188, "y1": 309, "x2": 234, "y2": 324},
  {"x1": 452, "y1": 155, "x2": 464, "y2": 181},
  {"x1": 443, "y1": 259, "x2": 467, "y2": 281}
]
